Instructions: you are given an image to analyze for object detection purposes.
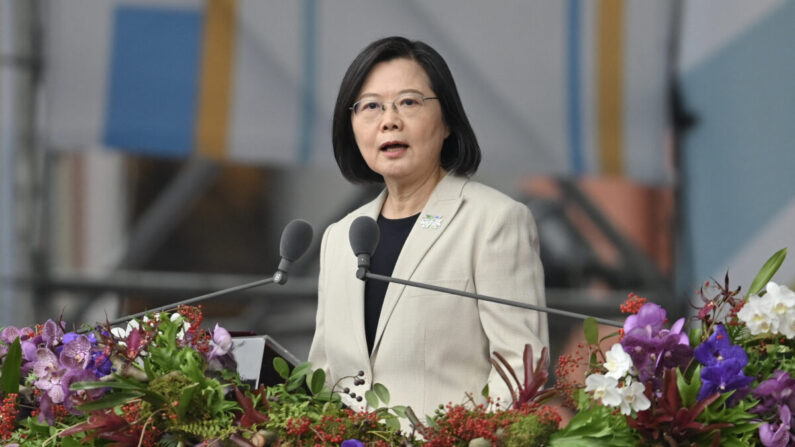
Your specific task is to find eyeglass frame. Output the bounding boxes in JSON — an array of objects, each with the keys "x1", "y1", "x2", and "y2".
[{"x1": 349, "y1": 92, "x2": 440, "y2": 120}]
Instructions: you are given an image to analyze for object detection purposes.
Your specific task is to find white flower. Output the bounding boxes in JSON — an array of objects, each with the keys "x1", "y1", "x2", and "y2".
[
  {"x1": 737, "y1": 294, "x2": 774, "y2": 335},
  {"x1": 110, "y1": 326, "x2": 128, "y2": 339},
  {"x1": 783, "y1": 313, "x2": 795, "y2": 339},
  {"x1": 585, "y1": 373, "x2": 621, "y2": 407},
  {"x1": 766, "y1": 282, "x2": 795, "y2": 337},
  {"x1": 604, "y1": 343, "x2": 633, "y2": 379},
  {"x1": 738, "y1": 281, "x2": 795, "y2": 338},
  {"x1": 618, "y1": 378, "x2": 651, "y2": 415},
  {"x1": 765, "y1": 281, "x2": 795, "y2": 306}
]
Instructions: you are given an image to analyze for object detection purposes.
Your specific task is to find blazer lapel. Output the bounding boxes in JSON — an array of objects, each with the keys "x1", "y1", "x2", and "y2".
[
  {"x1": 347, "y1": 189, "x2": 388, "y2": 365},
  {"x1": 371, "y1": 174, "x2": 467, "y2": 355}
]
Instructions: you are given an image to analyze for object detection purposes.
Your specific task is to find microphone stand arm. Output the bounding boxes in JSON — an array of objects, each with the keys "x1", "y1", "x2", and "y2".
[
  {"x1": 365, "y1": 272, "x2": 623, "y2": 328},
  {"x1": 100, "y1": 275, "x2": 277, "y2": 330}
]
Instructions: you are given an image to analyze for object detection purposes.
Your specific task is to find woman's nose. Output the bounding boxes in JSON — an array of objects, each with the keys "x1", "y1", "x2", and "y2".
[{"x1": 380, "y1": 105, "x2": 402, "y2": 130}]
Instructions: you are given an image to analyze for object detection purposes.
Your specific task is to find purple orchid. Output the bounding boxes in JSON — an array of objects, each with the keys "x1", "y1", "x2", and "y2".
[
  {"x1": 623, "y1": 302, "x2": 668, "y2": 336},
  {"x1": 695, "y1": 324, "x2": 748, "y2": 367},
  {"x1": 694, "y1": 324, "x2": 753, "y2": 402},
  {"x1": 1, "y1": 326, "x2": 34, "y2": 344},
  {"x1": 59, "y1": 331, "x2": 111, "y2": 377},
  {"x1": 759, "y1": 405, "x2": 793, "y2": 447},
  {"x1": 33, "y1": 348, "x2": 67, "y2": 404},
  {"x1": 62, "y1": 368, "x2": 105, "y2": 412},
  {"x1": 209, "y1": 324, "x2": 232, "y2": 358},
  {"x1": 753, "y1": 370, "x2": 795, "y2": 415},
  {"x1": 1, "y1": 326, "x2": 34, "y2": 361},
  {"x1": 41, "y1": 319, "x2": 64, "y2": 348},
  {"x1": 697, "y1": 358, "x2": 754, "y2": 401},
  {"x1": 60, "y1": 334, "x2": 92, "y2": 369},
  {"x1": 752, "y1": 370, "x2": 795, "y2": 445},
  {"x1": 207, "y1": 324, "x2": 236, "y2": 371},
  {"x1": 32, "y1": 347, "x2": 68, "y2": 424},
  {"x1": 620, "y1": 303, "x2": 693, "y2": 386},
  {"x1": 341, "y1": 440, "x2": 365, "y2": 447},
  {"x1": 20, "y1": 336, "x2": 41, "y2": 374}
]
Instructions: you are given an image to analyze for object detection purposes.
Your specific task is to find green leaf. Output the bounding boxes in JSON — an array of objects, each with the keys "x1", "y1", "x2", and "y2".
[
  {"x1": 391, "y1": 405, "x2": 407, "y2": 418},
  {"x1": 384, "y1": 416, "x2": 401, "y2": 431},
  {"x1": 289, "y1": 361, "x2": 312, "y2": 380},
  {"x1": 424, "y1": 415, "x2": 439, "y2": 429},
  {"x1": 599, "y1": 331, "x2": 620, "y2": 343},
  {"x1": 70, "y1": 379, "x2": 143, "y2": 391},
  {"x1": 309, "y1": 369, "x2": 325, "y2": 395},
  {"x1": 406, "y1": 406, "x2": 423, "y2": 429},
  {"x1": 315, "y1": 390, "x2": 334, "y2": 402},
  {"x1": 584, "y1": 318, "x2": 599, "y2": 345},
  {"x1": 365, "y1": 389, "x2": 379, "y2": 408},
  {"x1": 60, "y1": 436, "x2": 84, "y2": 447},
  {"x1": 76, "y1": 390, "x2": 144, "y2": 411},
  {"x1": 747, "y1": 248, "x2": 787, "y2": 297},
  {"x1": 677, "y1": 365, "x2": 701, "y2": 407},
  {"x1": 286, "y1": 377, "x2": 305, "y2": 392},
  {"x1": 373, "y1": 382, "x2": 390, "y2": 406},
  {"x1": 481, "y1": 383, "x2": 489, "y2": 399},
  {"x1": 273, "y1": 357, "x2": 290, "y2": 380},
  {"x1": 1, "y1": 337, "x2": 22, "y2": 394},
  {"x1": 176, "y1": 383, "x2": 198, "y2": 420}
]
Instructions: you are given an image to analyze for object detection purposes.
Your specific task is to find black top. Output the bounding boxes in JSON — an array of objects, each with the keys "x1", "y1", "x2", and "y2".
[{"x1": 364, "y1": 213, "x2": 419, "y2": 355}]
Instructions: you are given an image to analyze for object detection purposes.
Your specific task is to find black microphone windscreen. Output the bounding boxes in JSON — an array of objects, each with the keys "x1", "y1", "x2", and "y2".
[
  {"x1": 349, "y1": 216, "x2": 380, "y2": 256},
  {"x1": 279, "y1": 219, "x2": 314, "y2": 262}
]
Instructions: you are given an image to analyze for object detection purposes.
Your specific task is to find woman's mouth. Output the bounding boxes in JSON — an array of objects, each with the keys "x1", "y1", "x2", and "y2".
[{"x1": 379, "y1": 141, "x2": 409, "y2": 152}]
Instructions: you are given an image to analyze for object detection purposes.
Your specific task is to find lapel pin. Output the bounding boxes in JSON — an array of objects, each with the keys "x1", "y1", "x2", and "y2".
[{"x1": 419, "y1": 214, "x2": 443, "y2": 229}]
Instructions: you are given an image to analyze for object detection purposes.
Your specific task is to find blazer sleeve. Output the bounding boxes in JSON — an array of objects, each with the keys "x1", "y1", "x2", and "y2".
[
  {"x1": 307, "y1": 224, "x2": 332, "y2": 375},
  {"x1": 473, "y1": 202, "x2": 549, "y2": 406}
]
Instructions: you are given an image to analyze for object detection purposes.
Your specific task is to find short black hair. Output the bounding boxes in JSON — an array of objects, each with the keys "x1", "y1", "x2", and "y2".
[{"x1": 332, "y1": 36, "x2": 481, "y2": 183}]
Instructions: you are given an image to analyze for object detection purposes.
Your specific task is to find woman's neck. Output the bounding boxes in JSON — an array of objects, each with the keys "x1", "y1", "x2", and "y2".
[{"x1": 381, "y1": 168, "x2": 446, "y2": 219}]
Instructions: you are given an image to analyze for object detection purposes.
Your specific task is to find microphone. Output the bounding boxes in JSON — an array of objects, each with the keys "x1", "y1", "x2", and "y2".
[
  {"x1": 347, "y1": 216, "x2": 622, "y2": 328},
  {"x1": 99, "y1": 219, "x2": 314, "y2": 329},
  {"x1": 274, "y1": 219, "x2": 314, "y2": 285},
  {"x1": 349, "y1": 215, "x2": 380, "y2": 280}
]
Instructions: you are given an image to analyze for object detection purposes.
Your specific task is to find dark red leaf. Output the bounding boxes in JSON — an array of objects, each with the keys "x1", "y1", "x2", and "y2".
[{"x1": 235, "y1": 385, "x2": 268, "y2": 427}]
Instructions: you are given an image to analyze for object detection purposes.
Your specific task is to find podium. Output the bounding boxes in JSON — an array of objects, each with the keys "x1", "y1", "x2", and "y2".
[{"x1": 232, "y1": 335, "x2": 302, "y2": 388}]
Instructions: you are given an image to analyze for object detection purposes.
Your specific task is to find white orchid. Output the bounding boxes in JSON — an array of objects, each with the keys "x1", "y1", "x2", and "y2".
[
  {"x1": 737, "y1": 293, "x2": 774, "y2": 335},
  {"x1": 738, "y1": 281, "x2": 795, "y2": 338},
  {"x1": 604, "y1": 343, "x2": 633, "y2": 379},
  {"x1": 617, "y1": 378, "x2": 651, "y2": 415},
  {"x1": 766, "y1": 282, "x2": 795, "y2": 338},
  {"x1": 585, "y1": 373, "x2": 622, "y2": 407}
]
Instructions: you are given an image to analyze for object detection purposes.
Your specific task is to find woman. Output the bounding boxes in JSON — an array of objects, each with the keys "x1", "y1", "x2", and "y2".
[{"x1": 308, "y1": 36, "x2": 548, "y2": 419}]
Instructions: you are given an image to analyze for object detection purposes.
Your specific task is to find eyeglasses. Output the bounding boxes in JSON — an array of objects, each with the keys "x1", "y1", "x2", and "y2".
[{"x1": 350, "y1": 92, "x2": 439, "y2": 121}]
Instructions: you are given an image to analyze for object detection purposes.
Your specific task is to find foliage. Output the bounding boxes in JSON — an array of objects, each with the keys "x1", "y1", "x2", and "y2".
[
  {"x1": 417, "y1": 400, "x2": 559, "y2": 447},
  {"x1": 569, "y1": 248, "x2": 794, "y2": 447},
  {"x1": 1, "y1": 248, "x2": 793, "y2": 446},
  {"x1": 548, "y1": 389, "x2": 638, "y2": 447}
]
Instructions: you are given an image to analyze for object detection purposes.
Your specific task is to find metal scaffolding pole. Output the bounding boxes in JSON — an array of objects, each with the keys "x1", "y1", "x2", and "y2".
[{"x1": 0, "y1": 0, "x2": 38, "y2": 326}]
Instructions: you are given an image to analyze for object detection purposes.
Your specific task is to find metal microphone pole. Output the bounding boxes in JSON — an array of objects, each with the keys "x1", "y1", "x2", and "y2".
[
  {"x1": 103, "y1": 275, "x2": 277, "y2": 328},
  {"x1": 363, "y1": 271, "x2": 623, "y2": 328}
]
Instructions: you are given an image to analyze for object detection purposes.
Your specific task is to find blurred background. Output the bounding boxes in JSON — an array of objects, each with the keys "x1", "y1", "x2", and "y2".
[{"x1": 1, "y1": 0, "x2": 793, "y2": 368}]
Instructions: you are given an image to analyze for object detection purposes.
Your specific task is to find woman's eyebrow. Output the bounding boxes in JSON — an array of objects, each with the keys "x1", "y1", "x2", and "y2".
[{"x1": 355, "y1": 88, "x2": 425, "y2": 101}]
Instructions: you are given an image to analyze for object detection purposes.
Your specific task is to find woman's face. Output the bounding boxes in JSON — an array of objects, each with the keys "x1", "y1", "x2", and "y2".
[{"x1": 351, "y1": 58, "x2": 450, "y2": 186}]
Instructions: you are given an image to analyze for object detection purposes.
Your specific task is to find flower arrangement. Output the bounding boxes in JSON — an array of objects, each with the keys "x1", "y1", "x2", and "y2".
[
  {"x1": 1, "y1": 248, "x2": 793, "y2": 446},
  {"x1": 551, "y1": 248, "x2": 794, "y2": 447}
]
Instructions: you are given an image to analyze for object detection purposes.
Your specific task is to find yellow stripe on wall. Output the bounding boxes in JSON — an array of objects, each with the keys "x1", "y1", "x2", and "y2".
[
  {"x1": 196, "y1": 0, "x2": 237, "y2": 159},
  {"x1": 597, "y1": 0, "x2": 624, "y2": 176}
]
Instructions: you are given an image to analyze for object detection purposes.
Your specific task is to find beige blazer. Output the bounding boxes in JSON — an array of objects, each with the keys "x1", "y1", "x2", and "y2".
[{"x1": 308, "y1": 174, "x2": 549, "y2": 419}]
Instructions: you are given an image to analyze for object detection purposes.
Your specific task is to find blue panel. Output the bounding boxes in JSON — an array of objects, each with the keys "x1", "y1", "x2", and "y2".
[
  {"x1": 103, "y1": 6, "x2": 202, "y2": 157},
  {"x1": 680, "y1": 1, "x2": 795, "y2": 283},
  {"x1": 566, "y1": 0, "x2": 584, "y2": 174}
]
